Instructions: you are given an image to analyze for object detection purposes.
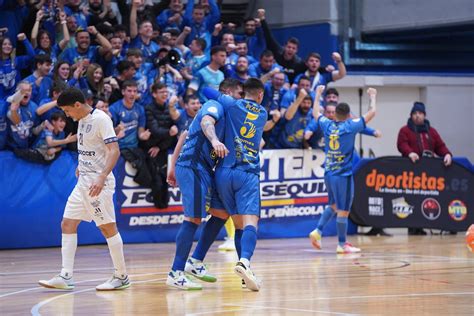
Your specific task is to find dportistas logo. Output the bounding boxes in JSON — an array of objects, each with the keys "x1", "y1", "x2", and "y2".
[{"x1": 366, "y1": 169, "x2": 445, "y2": 192}]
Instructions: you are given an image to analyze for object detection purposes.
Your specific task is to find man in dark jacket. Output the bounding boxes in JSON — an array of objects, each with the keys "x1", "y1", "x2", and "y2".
[
  {"x1": 145, "y1": 82, "x2": 178, "y2": 208},
  {"x1": 397, "y1": 101, "x2": 452, "y2": 235}
]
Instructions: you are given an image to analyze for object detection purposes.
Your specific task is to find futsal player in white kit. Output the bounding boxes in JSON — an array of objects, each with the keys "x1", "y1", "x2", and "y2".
[{"x1": 38, "y1": 88, "x2": 130, "y2": 291}]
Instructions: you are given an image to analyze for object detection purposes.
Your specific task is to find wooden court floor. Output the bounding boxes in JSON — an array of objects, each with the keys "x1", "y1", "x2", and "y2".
[{"x1": 1, "y1": 233, "x2": 473, "y2": 315}]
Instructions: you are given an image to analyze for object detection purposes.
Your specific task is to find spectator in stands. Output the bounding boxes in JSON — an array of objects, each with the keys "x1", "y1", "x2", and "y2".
[
  {"x1": 31, "y1": 10, "x2": 70, "y2": 70},
  {"x1": 0, "y1": 99, "x2": 8, "y2": 150},
  {"x1": 53, "y1": 61, "x2": 72, "y2": 84},
  {"x1": 182, "y1": 0, "x2": 220, "y2": 54},
  {"x1": 85, "y1": 63, "x2": 106, "y2": 102},
  {"x1": 258, "y1": 9, "x2": 305, "y2": 83},
  {"x1": 229, "y1": 56, "x2": 250, "y2": 83},
  {"x1": 13, "y1": 111, "x2": 76, "y2": 164},
  {"x1": 87, "y1": 0, "x2": 119, "y2": 27},
  {"x1": 6, "y1": 82, "x2": 39, "y2": 149},
  {"x1": 187, "y1": 45, "x2": 226, "y2": 102},
  {"x1": 248, "y1": 50, "x2": 284, "y2": 84},
  {"x1": 23, "y1": 55, "x2": 53, "y2": 104},
  {"x1": 397, "y1": 102, "x2": 452, "y2": 235},
  {"x1": 232, "y1": 40, "x2": 257, "y2": 65},
  {"x1": 235, "y1": 17, "x2": 265, "y2": 59},
  {"x1": 126, "y1": 48, "x2": 150, "y2": 101},
  {"x1": 293, "y1": 52, "x2": 346, "y2": 93},
  {"x1": 169, "y1": 94, "x2": 201, "y2": 133},
  {"x1": 156, "y1": 0, "x2": 184, "y2": 31},
  {"x1": 0, "y1": 33, "x2": 36, "y2": 99},
  {"x1": 36, "y1": 82, "x2": 68, "y2": 122},
  {"x1": 130, "y1": 0, "x2": 161, "y2": 64},
  {"x1": 145, "y1": 82, "x2": 179, "y2": 208},
  {"x1": 108, "y1": 60, "x2": 137, "y2": 105},
  {"x1": 64, "y1": 0, "x2": 89, "y2": 29},
  {"x1": 60, "y1": 26, "x2": 112, "y2": 65},
  {"x1": 280, "y1": 76, "x2": 314, "y2": 115},
  {"x1": 261, "y1": 71, "x2": 287, "y2": 148},
  {"x1": 276, "y1": 89, "x2": 313, "y2": 149},
  {"x1": 177, "y1": 33, "x2": 208, "y2": 81}
]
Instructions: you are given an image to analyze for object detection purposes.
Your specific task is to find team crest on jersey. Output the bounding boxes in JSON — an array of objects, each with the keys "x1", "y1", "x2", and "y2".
[{"x1": 86, "y1": 124, "x2": 92, "y2": 133}]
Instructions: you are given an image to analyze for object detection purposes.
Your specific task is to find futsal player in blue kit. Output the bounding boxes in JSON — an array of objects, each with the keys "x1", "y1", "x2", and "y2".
[
  {"x1": 165, "y1": 79, "x2": 243, "y2": 290},
  {"x1": 204, "y1": 78, "x2": 267, "y2": 291},
  {"x1": 309, "y1": 86, "x2": 377, "y2": 253}
]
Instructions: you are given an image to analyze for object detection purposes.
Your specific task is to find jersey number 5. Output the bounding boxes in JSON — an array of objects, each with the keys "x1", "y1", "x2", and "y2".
[{"x1": 240, "y1": 112, "x2": 258, "y2": 139}]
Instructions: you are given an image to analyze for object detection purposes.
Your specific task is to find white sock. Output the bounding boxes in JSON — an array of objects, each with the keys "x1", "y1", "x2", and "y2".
[
  {"x1": 240, "y1": 258, "x2": 250, "y2": 268},
  {"x1": 106, "y1": 233, "x2": 127, "y2": 277},
  {"x1": 61, "y1": 234, "x2": 77, "y2": 278}
]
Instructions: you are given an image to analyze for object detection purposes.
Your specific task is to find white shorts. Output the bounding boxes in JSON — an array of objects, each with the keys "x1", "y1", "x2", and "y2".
[{"x1": 64, "y1": 181, "x2": 116, "y2": 226}]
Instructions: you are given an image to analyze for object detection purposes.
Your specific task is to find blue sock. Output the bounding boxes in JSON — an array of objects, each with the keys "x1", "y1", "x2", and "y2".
[
  {"x1": 317, "y1": 206, "x2": 335, "y2": 233},
  {"x1": 234, "y1": 229, "x2": 243, "y2": 259},
  {"x1": 240, "y1": 225, "x2": 257, "y2": 261},
  {"x1": 336, "y1": 216, "x2": 348, "y2": 246},
  {"x1": 191, "y1": 216, "x2": 226, "y2": 261},
  {"x1": 171, "y1": 221, "x2": 198, "y2": 271}
]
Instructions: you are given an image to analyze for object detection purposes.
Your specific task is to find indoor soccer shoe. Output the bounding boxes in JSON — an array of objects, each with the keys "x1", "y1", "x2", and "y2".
[
  {"x1": 218, "y1": 237, "x2": 236, "y2": 251},
  {"x1": 96, "y1": 274, "x2": 130, "y2": 291},
  {"x1": 234, "y1": 262, "x2": 260, "y2": 291},
  {"x1": 336, "y1": 242, "x2": 361, "y2": 254},
  {"x1": 185, "y1": 258, "x2": 217, "y2": 283},
  {"x1": 166, "y1": 270, "x2": 202, "y2": 290},
  {"x1": 309, "y1": 229, "x2": 322, "y2": 250},
  {"x1": 38, "y1": 274, "x2": 75, "y2": 290}
]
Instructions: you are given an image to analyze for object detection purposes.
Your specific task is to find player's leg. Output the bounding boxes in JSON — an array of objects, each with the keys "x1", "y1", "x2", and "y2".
[
  {"x1": 233, "y1": 171, "x2": 261, "y2": 291},
  {"x1": 309, "y1": 176, "x2": 336, "y2": 250},
  {"x1": 231, "y1": 215, "x2": 247, "y2": 288},
  {"x1": 167, "y1": 166, "x2": 206, "y2": 290},
  {"x1": 186, "y1": 208, "x2": 228, "y2": 282},
  {"x1": 334, "y1": 176, "x2": 360, "y2": 254},
  {"x1": 38, "y1": 185, "x2": 85, "y2": 290}
]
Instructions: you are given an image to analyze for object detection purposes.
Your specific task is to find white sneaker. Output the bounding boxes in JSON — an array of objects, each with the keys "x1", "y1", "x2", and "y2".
[
  {"x1": 38, "y1": 274, "x2": 75, "y2": 290},
  {"x1": 336, "y1": 242, "x2": 361, "y2": 254},
  {"x1": 309, "y1": 229, "x2": 322, "y2": 250},
  {"x1": 166, "y1": 270, "x2": 202, "y2": 290},
  {"x1": 185, "y1": 258, "x2": 217, "y2": 283},
  {"x1": 218, "y1": 237, "x2": 236, "y2": 251},
  {"x1": 234, "y1": 262, "x2": 260, "y2": 291},
  {"x1": 96, "y1": 274, "x2": 130, "y2": 291}
]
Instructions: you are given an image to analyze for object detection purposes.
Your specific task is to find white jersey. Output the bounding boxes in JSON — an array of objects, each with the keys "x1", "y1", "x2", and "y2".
[{"x1": 77, "y1": 109, "x2": 118, "y2": 187}]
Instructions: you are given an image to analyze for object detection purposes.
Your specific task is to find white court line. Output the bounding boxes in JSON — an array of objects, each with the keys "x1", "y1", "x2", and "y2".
[
  {"x1": 30, "y1": 277, "x2": 166, "y2": 316},
  {"x1": 0, "y1": 272, "x2": 161, "y2": 299},
  {"x1": 248, "y1": 291, "x2": 474, "y2": 304},
  {"x1": 0, "y1": 265, "x2": 160, "y2": 276}
]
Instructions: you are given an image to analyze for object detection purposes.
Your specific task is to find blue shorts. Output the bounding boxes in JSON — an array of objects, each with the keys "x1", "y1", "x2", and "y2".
[
  {"x1": 325, "y1": 175, "x2": 354, "y2": 211},
  {"x1": 176, "y1": 165, "x2": 224, "y2": 218},
  {"x1": 215, "y1": 167, "x2": 260, "y2": 216}
]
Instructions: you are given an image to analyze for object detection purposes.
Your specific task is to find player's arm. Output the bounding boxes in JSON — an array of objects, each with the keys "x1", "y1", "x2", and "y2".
[
  {"x1": 167, "y1": 130, "x2": 188, "y2": 187},
  {"x1": 363, "y1": 88, "x2": 377, "y2": 124},
  {"x1": 201, "y1": 115, "x2": 228, "y2": 158},
  {"x1": 312, "y1": 85, "x2": 325, "y2": 120},
  {"x1": 89, "y1": 140, "x2": 120, "y2": 197}
]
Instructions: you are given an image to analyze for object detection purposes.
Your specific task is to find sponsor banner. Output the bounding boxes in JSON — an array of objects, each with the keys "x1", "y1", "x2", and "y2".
[
  {"x1": 114, "y1": 149, "x2": 356, "y2": 241},
  {"x1": 352, "y1": 157, "x2": 474, "y2": 231}
]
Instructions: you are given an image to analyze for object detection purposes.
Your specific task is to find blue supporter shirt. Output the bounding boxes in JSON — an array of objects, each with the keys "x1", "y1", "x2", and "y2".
[
  {"x1": 319, "y1": 116, "x2": 366, "y2": 176},
  {"x1": 175, "y1": 109, "x2": 195, "y2": 132},
  {"x1": 129, "y1": 37, "x2": 160, "y2": 65},
  {"x1": 277, "y1": 110, "x2": 313, "y2": 149},
  {"x1": 7, "y1": 101, "x2": 39, "y2": 149},
  {"x1": 176, "y1": 100, "x2": 225, "y2": 172},
  {"x1": 189, "y1": 66, "x2": 224, "y2": 103},
  {"x1": 32, "y1": 129, "x2": 65, "y2": 149},
  {"x1": 109, "y1": 100, "x2": 146, "y2": 149},
  {"x1": 214, "y1": 94, "x2": 267, "y2": 174},
  {"x1": 60, "y1": 46, "x2": 101, "y2": 65}
]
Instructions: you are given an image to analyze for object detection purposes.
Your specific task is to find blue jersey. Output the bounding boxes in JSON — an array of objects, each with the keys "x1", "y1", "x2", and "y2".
[
  {"x1": 177, "y1": 100, "x2": 225, "y2": 172},
  {"x1": 183, "y1": 52, "x2": 208, "y2": 77},
  {"x1": 277, "y1": 110, "x2": 312, "y2": 149},
  {"x1": 7, "y1": 101, "x2": 39, "y2": 149},
  {"x1": 189, "y1": 66, "x2": 224, "y2": 103},
  {"x1": 280, "y1": 89, "x2": 315, "y2": 109},
  {"x1": 129, "y1": 37, "x2": 160, "y2": 64},
  {"x1": 0, "y1": 101, "x2": 8, "y2": 150},
  {"x1": 109, "y1": 100, "x2": 146, "y2": 149},
  {"x1": 175, "y1": 109, "x2": 195, "y2": 133},
  {"x1": 60, "y1": 46, "x2": 101, "y2": 65},
  {"x1": 215, "y1": 95, "x2": 267, "y2": 174},
  {"x1": 319, "y1": 116, "x2": 366, "y2": 176}
]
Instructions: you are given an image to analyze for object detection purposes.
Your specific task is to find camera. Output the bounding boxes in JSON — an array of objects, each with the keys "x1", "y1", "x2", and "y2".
[{"x1": 154, "y1": 49, "x2": 182, "y2": 68}]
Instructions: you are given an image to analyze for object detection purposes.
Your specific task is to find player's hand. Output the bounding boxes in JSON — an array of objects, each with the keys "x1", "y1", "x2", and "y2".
[
  {"x1": 139, "y1": 129, "x2": 151, "y2": 141},
  {"x1": 374, "y1": 130, "x2": 382, "y2": 138},
  {"x1": 65, "y1": 133, "x2": 75, "y2": 143},
  {"x1": 332, "y1": 52, "x2": 342, "y2": 62},
  {"x1": 75, "y1": 167, "x2": 79, "y2": 178},
  {"x1": 211, "y1": 139, "x2": 229, "y2": 158},
  {"x1": 169, "y1": 125, "x2": 178, "y2": 136},
  {"x1": 89, "y1": 174, "x2": 106, "y2": 197},
  {"x1": 148, "y1": 146, "x2": 160, "y2": 158},
  {"x1": 167, "y1": 167, "x2": 177, "y2": 187},
  {"x1": 367, "y1": 88, "x2": 377, "y2": 98},
  {"x1": 408, "y1": 152, "x2": 419, "y2": 163},
  {"x1": 444, "y1": 153, "x2": 452, "y2": 166}
]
